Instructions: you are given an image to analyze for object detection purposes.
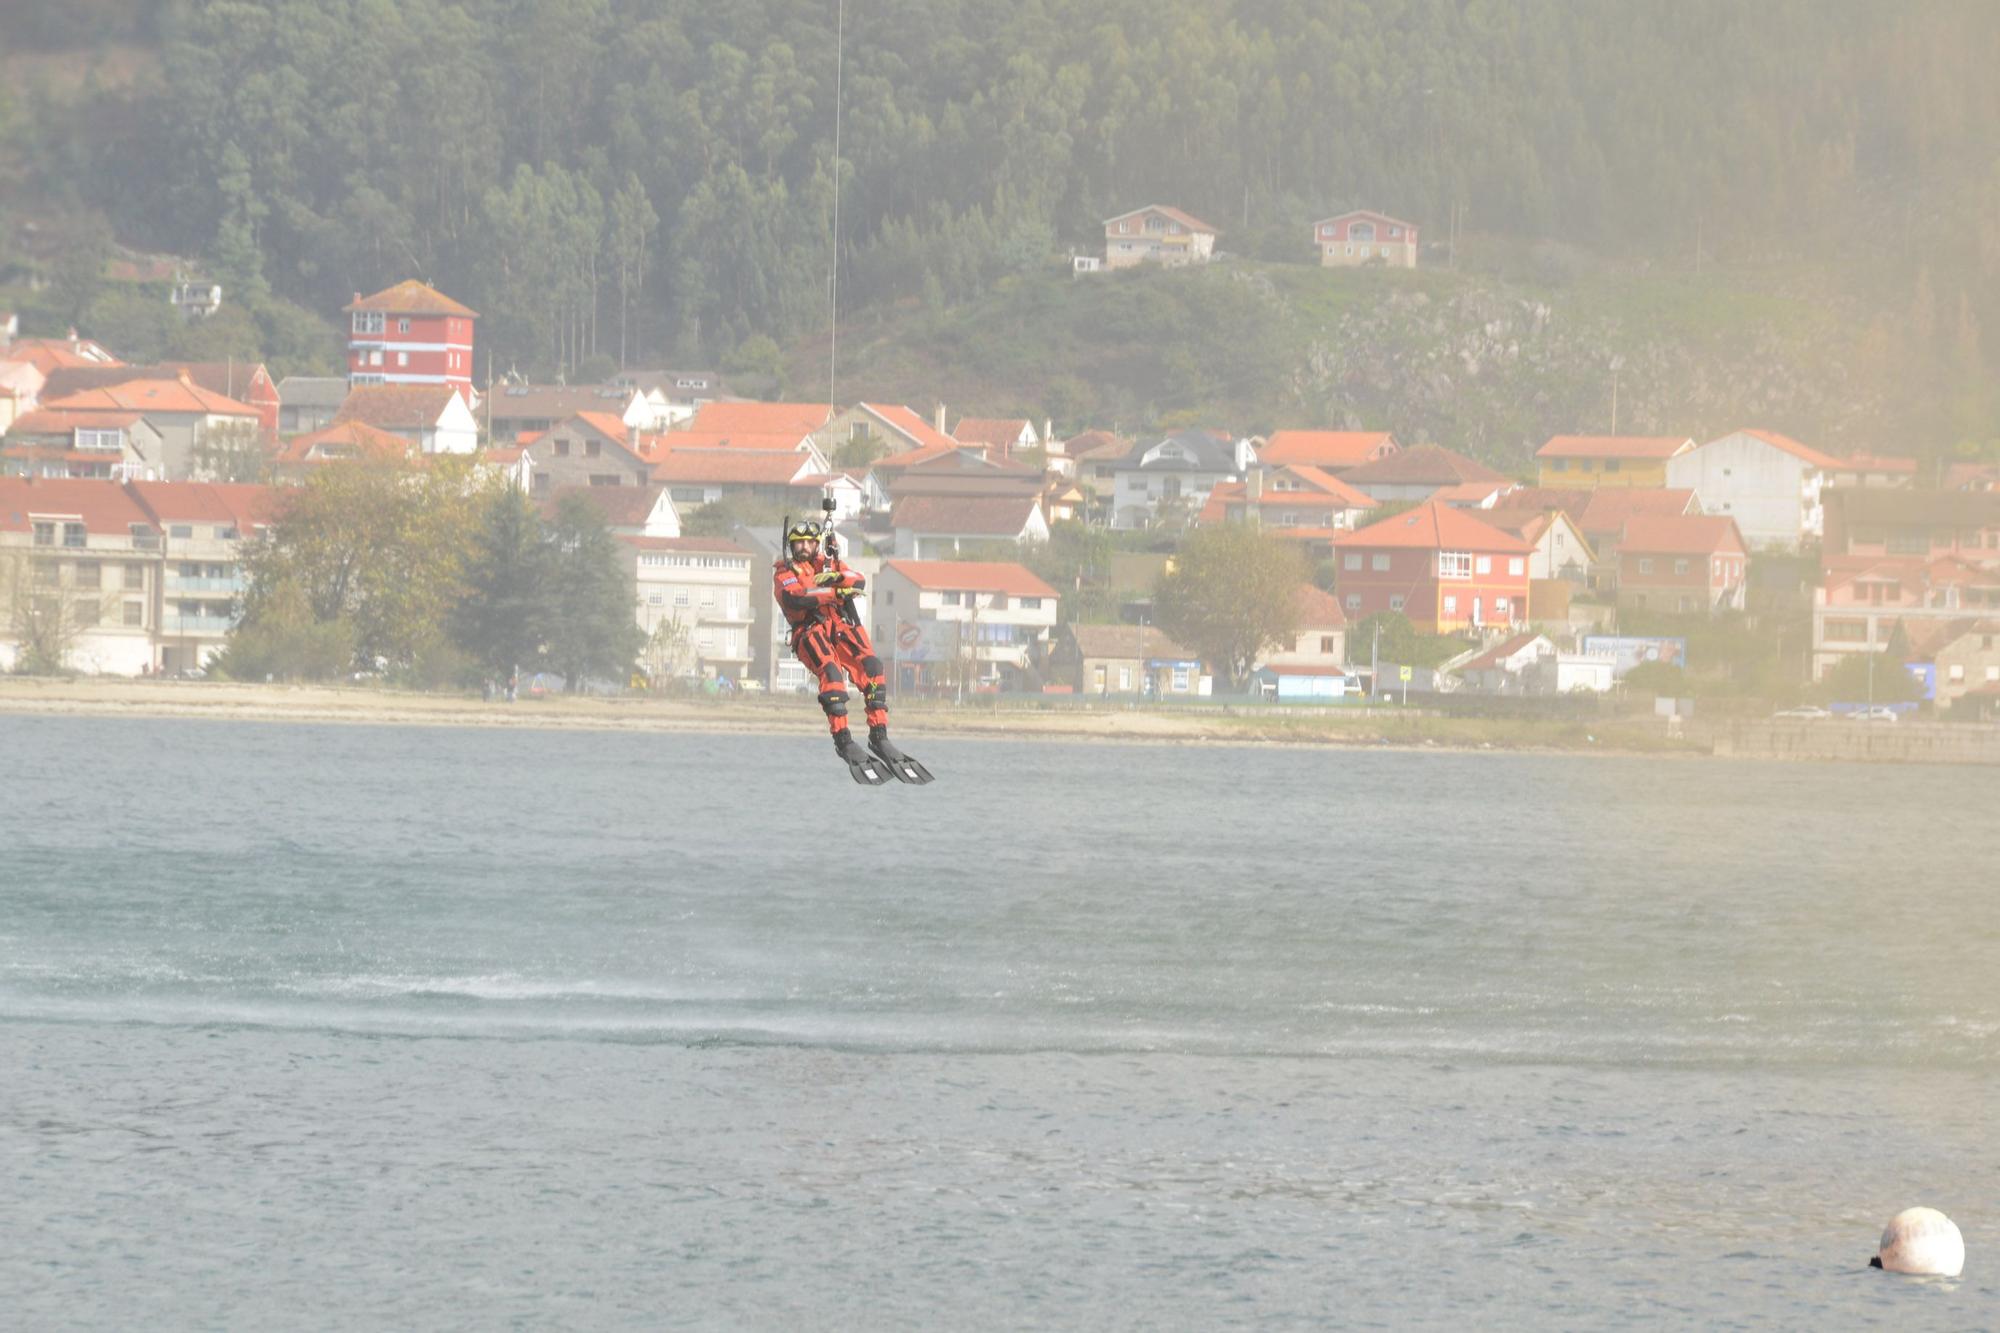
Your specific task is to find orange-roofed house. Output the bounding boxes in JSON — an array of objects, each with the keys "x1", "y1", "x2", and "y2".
[
  {"x1": 43, "y1": 362, "x2": 281, "y2": 439},
  {"x1": 130, "y1": 481, "x2": 276, "y2": 674},
  {"x1": 1312, "y1": 211, "x2": 1419, "y2": 268},
  {"x1": 819, "y1": 401, "x2": 959, "y2": 461},
  {"x1": 1197, "y1": 463, "x2": 1377, "y2": 558},
  {"x1": 344, "y1": 280, "x2": 476, "y2": 396},
  {"x1": 1666, "y1": 428, "x2": 1843, "y2": 551},
  {"x1": 485, "y1": 384, "x2": 649, "y2": 441},
  {"x1": 1613, "y1": 514, "x2": 1749, "y2": 615},
  {"x1": 651, "y1": 446, "x2": 818, "y2": 512},
  {"x1": 517, "y1": 412, "x2": 657, "y2": 496},
  {"x1": 873, "y1": 560, "x2": 1060, "y2": 692},
  {"x1": 3, "y1": 410, "x2": 167, "y2": 480},
  {"x1": 1102, "y1": 205, "x2": 1219, "y2": 269},
  {"x1": 1811, "y1": 555, "x2": 2000, "y2": 680},
  {"x1": 1338, "y1": 443, "x2": 1511, "y2": 504},
  {"x1": 0, "y1": 477, "x2": 161, "y2": 674},
  {"x1": 1535, "y1": 435, "x2": 1694, "y2": 489},
  {"x1": 271, "y1": 420, "x2": 416, "y2": 476},
  {"x1": 890, "y1": 493, "x2": 1049, "y2": 559},
  {"x1": 686, "y1": 400, "x2": 834, "y2": 438},
  {"x1": 1256, "y1": 430, "x2": 1400, "y2": 473},
  {"x1": 1332, "y1": 501, "x2": 1533, "y2": 633},
  {"x1": 334, "y1": 384, "x2": 479, "y2": 456},
  {"x1": 39, "y1": 377, "x2": 264, "y2": 480},
  {"x1": 952, "y1": 417, "x2": 1039, "y2": 461}
]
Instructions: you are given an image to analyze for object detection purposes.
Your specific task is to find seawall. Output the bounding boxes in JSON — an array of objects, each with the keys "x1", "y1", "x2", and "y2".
[{"x1": 1716, "y1": 719, "x2": 2000, "y2": 765}]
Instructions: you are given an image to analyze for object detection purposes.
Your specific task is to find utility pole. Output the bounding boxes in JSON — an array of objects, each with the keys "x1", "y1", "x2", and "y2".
[{"x1": 1370, "y1": 621, "x2": 1381, "y2": 704}]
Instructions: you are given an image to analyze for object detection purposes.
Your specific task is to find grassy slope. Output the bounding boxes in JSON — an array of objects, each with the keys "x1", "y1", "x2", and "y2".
[{"x1": 801, "y1": 252, "x2": 1885, "y2": 469}]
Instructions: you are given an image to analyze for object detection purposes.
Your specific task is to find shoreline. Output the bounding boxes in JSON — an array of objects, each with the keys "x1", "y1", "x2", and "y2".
[{"x1": 0, "y1": 676, "x2": 1699, "y2": 757}]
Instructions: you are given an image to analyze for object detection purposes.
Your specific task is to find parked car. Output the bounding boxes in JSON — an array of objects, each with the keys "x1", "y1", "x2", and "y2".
[
  {"x1": 1772, "y1": 705, "x2": 1832, "y2": 720},
  {"x1": 1844, "y1": 706, "x2": 1901, "y2": 722}
]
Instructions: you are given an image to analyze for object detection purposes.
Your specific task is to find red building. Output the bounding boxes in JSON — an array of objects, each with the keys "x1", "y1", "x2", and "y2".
[
  {"x1": 344, "y1": 280, "x2": 477, "y2": 397},
  {"x1": 1332, "y1": 501, "x2": 1532, "y2": 632},
  {"x1": 1613, "y1": 514, "x2": 1748, "y2": 614}
]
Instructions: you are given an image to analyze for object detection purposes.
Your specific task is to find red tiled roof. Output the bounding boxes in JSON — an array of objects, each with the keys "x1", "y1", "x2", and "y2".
[
  {"x1": 1617, "y1": 514, "x2": 1746, "y2": 557},
  {"x1": 0, "y1": 477, "x2": 154, "y2": 531},
  {"x1": 952, "y1": 417, "x2": 1033, "y2": 449},
  {"x1": 1833, "y1": 453, "x2": 1920, "y2": 475},
  {"x1": 1103, "y1": 204, "x2": 1220, "y2": 235},
  {"x1": 890, "y1": 493, "x2": 1040, "y2": 535},
  {"x1": 1066, "y1": 622, "x2": 1196, "y2": 661},
  {"x1": 1428, "y1": 481, "x2": 1518, "y2": 506},
  {"x1": 273, "y1": 420, "x2": 414, "y2": 466},
  {"x1": 129, "y1": 480, "x2": 277, "y2": 528},
  {"x1": 1062, "y1": 429, "x2": 1131, "y2": 462},
  {"x1": 1258, "y1": 430, "x2": 1397, "y2": 469},
  {"x1": 1333, "y1": 501, "x2": 1532, "y2": 552},
  {"x1": 648, "y1": 429, "x2": 810, "y2": 454},
  {"x1": 860, "y1": 403, "x2": 958, "y2": 453},
  {"x1": 1312, "y1": 209, "x2": 1419, "y2": 231},
  {"x1": 1, "y1": 339, "x2": 121, "y2": 374},
  {"x1": 884, "y1": 560, "x2": 1058, "y2": 598},
  {"x1": 686, "y1": 401, "x2": 832, "y2": 436},
  {"x1": 42, "y1": 361, "x2": 273, "y2": 405},
  {"x1": 543, "y1": 484, "x2": 668, "y2": 528},
  {"x1": 1536, "y1": 434, "x2": 1692, "y2": 460},
  {"x1": 1720, "y1": 428, "x2": 1843, "y2": 471},
  {"x1": 335, "y1": 384, "x2": 462, "y2": 430},
  {"x1": 7, "y1": 408, "x2": 147, "y2": 435},
  {"x1": 43, "y1": 377, "x2": 260, "y2": 419},
  {"x1": 1339, "y1": 443, "x2": 1509, "y2": 486},
  {"x1": 1295, "y1": 582, "x2": 1348, "y2": 629},
  {"x1": 344, "y1": 280, "x2": 477, "y2": 317},
  {"x1": 569, "y1": 410, "x2": 631, "y2": 443},
  {"x1": 649, "y1": 448, "x2": 811, "y2": 485}
]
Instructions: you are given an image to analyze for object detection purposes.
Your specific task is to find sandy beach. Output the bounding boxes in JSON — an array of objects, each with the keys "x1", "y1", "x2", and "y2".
[{"x1": 0, "y1": 676, "x2": 1697, "y2": 754}]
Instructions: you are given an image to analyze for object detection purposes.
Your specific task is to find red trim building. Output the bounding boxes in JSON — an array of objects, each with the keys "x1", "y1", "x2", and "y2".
[
  {"x1": 344, "y1": 280, "x2": 477, "y2": 397},
  {"x1": 1332, "y1": 501, "x2": 1532, "y2": 632},
  {"x1": 1613, "y1": 514, "x2": 1749, "y2": 614}
]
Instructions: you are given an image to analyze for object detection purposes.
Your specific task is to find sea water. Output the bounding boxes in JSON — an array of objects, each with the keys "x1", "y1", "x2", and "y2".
[{"x1": 1, "y1": 716, "x2": 1995, "y2": 1328}]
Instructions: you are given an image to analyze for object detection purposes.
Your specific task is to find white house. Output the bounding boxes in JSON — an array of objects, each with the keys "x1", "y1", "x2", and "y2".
[
  {"x1": 622, "y1": 536, "x2": 756, "y2": 681},
  {"x1": 334, "y1": 384, "x2": 479, "y2": 455},
  {"x1": 1102, "y1": 205, "x2": 1220, "y2": 269},
  {"x1": 871, "y1": 560, "x2": 1060, "y2": 692},
  {"x1": 1109, "y1": 429, "x2": 1256, "y2": 530},
  {"x1": 890, "y1": 493, "x2": 1049, "y2": 558},
  {"x1": 1665, "y1": 428, "x2": 1841, "y2": 552}
]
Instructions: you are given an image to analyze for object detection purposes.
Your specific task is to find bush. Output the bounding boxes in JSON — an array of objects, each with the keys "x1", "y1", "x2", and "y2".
[{"x1": 213, "y1": 582, "x2": 355, "y2": 681}]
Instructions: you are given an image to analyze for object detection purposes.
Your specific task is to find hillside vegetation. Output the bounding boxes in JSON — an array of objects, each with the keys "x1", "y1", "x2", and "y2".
[{"x1": 3, "y1": 0, "x2": 1998, "y2": 456}]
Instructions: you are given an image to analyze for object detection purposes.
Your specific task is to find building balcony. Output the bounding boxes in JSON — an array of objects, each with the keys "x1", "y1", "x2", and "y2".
[
  {"x1": 160, "y1": 614, "x2": 236, "y2": 635},
  {"x1": 167, "y1": 576, "x2": 243, "y2": 593}
]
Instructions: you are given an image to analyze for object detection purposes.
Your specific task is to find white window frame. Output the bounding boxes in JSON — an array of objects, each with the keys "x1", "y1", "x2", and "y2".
[
  {"x1": 1509, "y1": 557, "x2": 1525, "y2": 575},
  {"x1": 1438, "y1": 552, "x2": 1472, "y2": 580},
  {"x1": 1475, "y1": 556, "x2": 1492, "y2": 575},
  {"x1": 1371, "y1": 553, "x2": 1390, "y2": 572},
  {"x1": 1344, "y1": 553, "x2": 1362, "y2": 571}
]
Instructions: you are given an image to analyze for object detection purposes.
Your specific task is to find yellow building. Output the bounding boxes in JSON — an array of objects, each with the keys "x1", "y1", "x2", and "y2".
[{"x1": 1535, "y1": 435, "x2": 1694, "y2": 489}]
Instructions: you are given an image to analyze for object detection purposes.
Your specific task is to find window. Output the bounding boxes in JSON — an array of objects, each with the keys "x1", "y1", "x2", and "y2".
[
  {"x1": 942, "y1": 592, "x2": 962, "y2": 606},
  {"x1": 124, "y1": 563, "x2": 146, "y2": 589},
  {"x1": 396, "y1": 351, "x2": 408, "y2": 367},
  {"x1": 1389, "y1": 594, "x2": 1405, "y2": 612},
  {"x1": 1442, "y1": 595, "x2": 1458, "y2": 615},
  {"x1": 1509, "y1": 558, "x2": 1526, "y2": 577},
  {"x1": 1371, "y1": 553, "x2": 1390, "y2": 572},
  {"x1": 1438, "y1": 552, "x2": 1471, "y2": 579},
  {"x1": 1345, "y1": 594, "x2": 1361, "y2": 611},
  {"x1": 1093, "y1": 665, "x2": 1106, "y2": 691},
  {"x1": 77, "y1": 428, "x2": 120, "y2": 452},
  {"x1": 647, "y1": 592, "x2": 664, "y2": 606},
  {"x1": 76, "y1": 562, "x2": 101, "y2": 589},
  {"x1": 1495, "y1": 597, "x2": 1511, "y2": 616},
  {"x1": 398, "y1": 318, "x2": 410, "y2": 333},
  {"x1": 1118, "y1": 667, "x2": 1132, "y2": 690},
  {"x1": 64, "y1": 523, "x2": 87, "y2": 548},
  {"x1": 532, "y1": 473, "x2": 551, "y2": 495},
  {"x1": 123, "y1": 601, "x2": 144, "y2": 627},
  {"x1": 74, "y1": 598, "x2": 100, "y2": 627},
  {"x1": 1550, "y1": 458, "x2": 1567, "y2": 471},
  {"x1": 1823, "y1": 618, "x2": 1868, "y2": 643},
  {"x1": 1172, "y1": 665, "x2": 1190, "y2": 691},
  {"x1": 590, "y1": 474, "x2": 620, "y2": 486},
  {"x1": 1604, "y1": 459, "x2": 1621, "y2": 473},
  {"x1": 1475, "y1": 556, "x2": 1492, "y2": 575},
  {"x1": 1987, "y1": 665, "x2": 1999, "y2": 683},
  {"x1": 368, "y1": 350, "x2": 383, "y2": 366},
  {"x1": 32, "y1": 521, "x2": 54, "y2": 547},
  {"x1": 1320, "y1": 636, "x2": 1336, "y2": 654},
  {"x1": 1948, "y1": 664, "x2": 1966, "y2": 683},
  {"x1": 34, "y1": 561, "x2": 58, "y2": 586},
  {"x1": 1638, "y1": 558, "x2": 1654, "y2": 574},
  {"x1": 884, "y1": 590, "x2": 894, "y2": 605},
  {"x1": 1344, "y1": 553, "x2": 1362, "y2": 571},
  {"x1": 674, "y1": 589, "x2": 690, "y2": 607},
  {"x1": 1674, "y1": 559, "x2": 1690, "y2": 575},
  {"x1": 554, "y1": 439, "x2": 570, "y2": 457},
  {"x1": 170, "y1": 525, "x2": 193, "y2": 540},
  {"x1": 700, "y1": 590, "x2": 715, "y2": 608},
  {"x1": 1020, "y1": 597, "x2": 1042, "y2": 609},
  {"x1": 353, "y1": 311, "x2": 384, "y2": 334},
  {"x1": 585, "y1": 440, "x2": 601, "y2": 458}
]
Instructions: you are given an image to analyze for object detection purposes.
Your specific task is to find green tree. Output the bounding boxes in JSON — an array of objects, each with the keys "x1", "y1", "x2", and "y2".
[
  {"x1": 213, "y1": 578, "x2": 355, "y2": 682},
  {"x1": 542, "y1": 491, "x2": 643, "y2": 688},
  {"x1": 1153, "y1": 525, "x2": 1307, "y2": 688},
  {"x1": 1816, "y1": 650, "x2": 1923, "y2": 706},
  {"x1": 452, "y1": 488, "x2": 553, "y2": 678}
]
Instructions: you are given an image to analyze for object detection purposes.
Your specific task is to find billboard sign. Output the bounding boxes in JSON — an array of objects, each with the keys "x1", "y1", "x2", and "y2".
[{"x1": 1582, "y1": 635, "x2": 1688, "y2": 678}]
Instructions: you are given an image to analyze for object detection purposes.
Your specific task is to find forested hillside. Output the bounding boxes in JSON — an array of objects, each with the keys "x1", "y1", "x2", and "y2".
[{"x1": 5, "y1": 0, "x2": 1999, "y2": 457}]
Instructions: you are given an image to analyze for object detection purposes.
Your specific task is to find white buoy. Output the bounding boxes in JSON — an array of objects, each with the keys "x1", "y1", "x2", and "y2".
[{"x1": 1873, "y1": 1207, "x2": 1964, "y2": 1276}]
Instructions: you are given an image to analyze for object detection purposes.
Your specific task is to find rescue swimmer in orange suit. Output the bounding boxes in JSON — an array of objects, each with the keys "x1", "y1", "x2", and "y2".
[{"x1": 773, "y1": 517, "x2": 924, "y2": 780}]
